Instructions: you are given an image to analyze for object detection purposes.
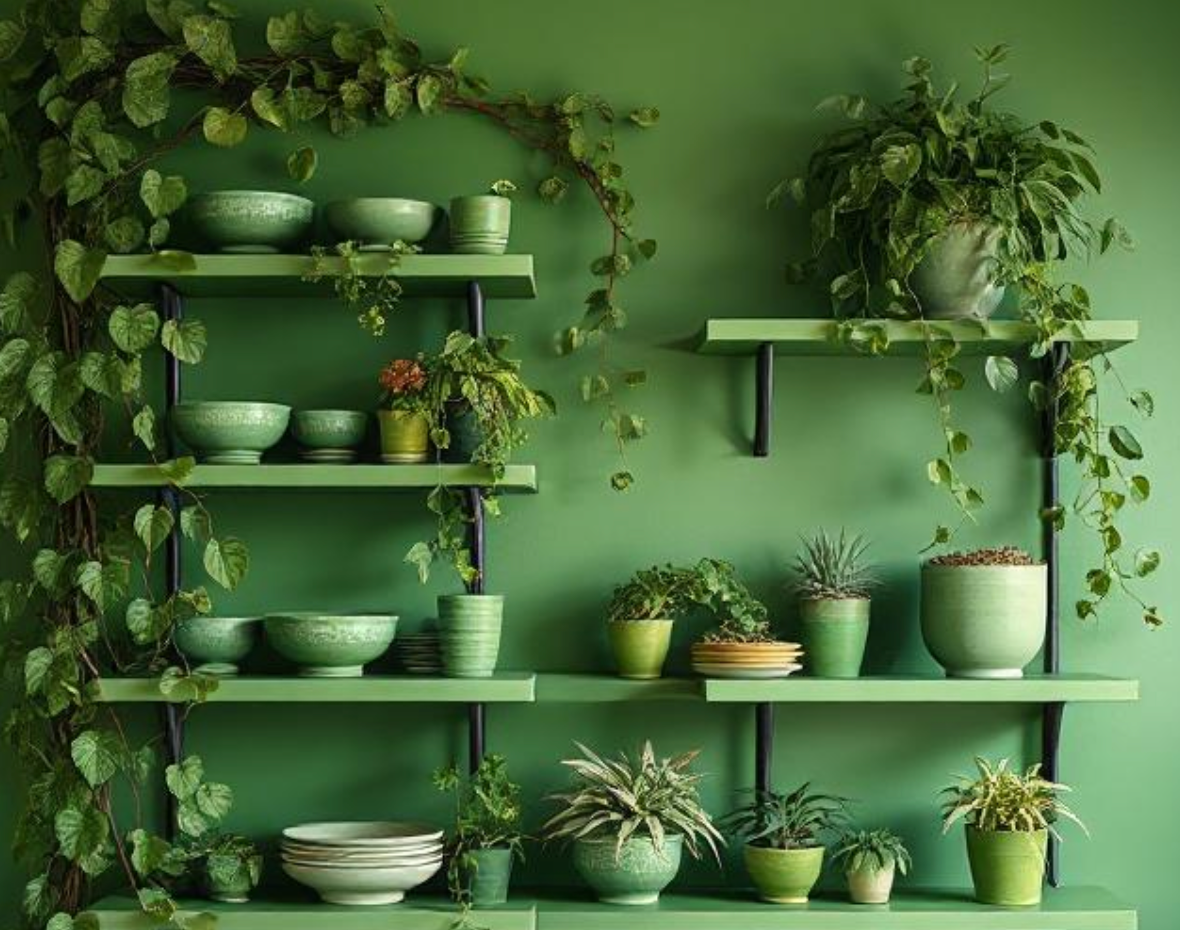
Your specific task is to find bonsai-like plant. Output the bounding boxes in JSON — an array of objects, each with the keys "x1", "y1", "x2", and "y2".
[
  {"x1": 606, "y1": 565, "x2": 700, "y2": 623},
  {"x1": 793, "y1": 530, "x2": 876, "y2": 599},
  {"x1": 940, "y1": 757, "x2": 1084, "y2": 838},
  {"x1": 723, "y1": 784, "x2": 848, "y2": 850},
  {"x1": 691, "y1": 559, "x2": 772, "y2": 643},
  {"x1": 927, "y1": 546, "x2": 1038, "y2": 567},
  {"x1": 379, "y1": 356, "x2": 432, "y2": 414},
  {"x1": 832, "y1": 828, "x2": 912, "y2": 875}
]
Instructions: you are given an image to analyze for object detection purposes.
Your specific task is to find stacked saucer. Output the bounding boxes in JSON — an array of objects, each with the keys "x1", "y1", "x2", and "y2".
[
  {"x1": 395, "y1": 627, "x2": 442, "y2": 675},
  {"x1": 690, "y1": 641, "x2": 804, "y2": 679},
  {"x1": 281, "y1": 821, "x2": 444, "y2": 905}
]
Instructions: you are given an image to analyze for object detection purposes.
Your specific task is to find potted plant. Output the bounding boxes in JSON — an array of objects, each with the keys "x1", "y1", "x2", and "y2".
[
  {"x1": 543, "y1": 741, "x2": 723, "y2": 905},
  {"x1": 605, "y1": 564, "x2": 698, "y2": 679},
  {"x1": 377, "y1": 355, "x2": 432, "y2": 463},
  {"x1": 199, "y1": 834, "x2": 265, "y2": 904},
  {"x1": 792, "y1": 530, "x2": 877, "y2": 678},
  {"x1": 438, "y1": 593, "x2": 504, "y2": 679},
  {"x1": 450, "y1": 179, "x2": 516, "y2": 254},
  {"x1": 722, "y1": 783, "x2": 848, "y2": 904},
  {"x1": 831, "y1": 828, "x2": 912, "y2": 904},
  {"x1": 921, "y1": 546, "x2": 1046, "y2": 678},
  {"x1": 434, "y1": 754, "x2": 526, "y2": 908},
  {"x1": 941, "y1": 757, "x2": 1084, "y2": 906}
]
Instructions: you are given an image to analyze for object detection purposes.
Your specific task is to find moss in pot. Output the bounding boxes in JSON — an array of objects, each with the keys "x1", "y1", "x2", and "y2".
[{"x1": 793, "y1": 530, "x2": 877, "y2": 678}]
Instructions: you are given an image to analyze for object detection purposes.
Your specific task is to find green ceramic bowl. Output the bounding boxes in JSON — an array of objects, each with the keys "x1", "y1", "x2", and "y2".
[
  {"x1": 188, "y1": 191, "x2": 315, "y2": 253},
  {"x1": 172, "y1": 402, "x2": 291, "y2": 465},
  {"x1": 323, "y1": 198, "x2": 440, "y2": 249},
  {"x1": 174, "y1": 616, "x2": 260, "y2": 675},
  {"x1": 291, "y1": 410, "x2": 369, "y2": 450},
  {"x1": 265, "y1": 613, "x2": 398, "y2": 677}
]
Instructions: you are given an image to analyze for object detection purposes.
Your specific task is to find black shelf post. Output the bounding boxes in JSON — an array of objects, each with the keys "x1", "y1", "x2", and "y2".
[
  {"x1": 754, "y1": 343, "x2": 773, "y2": 457},
  {"x1": 755, "y1": 703, "x2": 774, "y2": 794},
  {"x1": 465, "y1": 280, "x2": 487, "y2": 773}
]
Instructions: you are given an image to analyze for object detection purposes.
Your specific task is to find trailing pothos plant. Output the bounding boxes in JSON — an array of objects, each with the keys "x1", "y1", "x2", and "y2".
[{"x1": 772, "y1": 45, "x2": 1161, "y2": 625}]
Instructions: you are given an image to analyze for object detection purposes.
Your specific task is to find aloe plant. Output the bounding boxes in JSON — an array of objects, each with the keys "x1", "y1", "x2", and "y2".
[{"x1": 793, "y1": 529, "x2": 877, "y2": 600}]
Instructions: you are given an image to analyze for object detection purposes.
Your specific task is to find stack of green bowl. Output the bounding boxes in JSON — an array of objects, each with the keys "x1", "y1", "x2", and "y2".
[{"x1": 438, "y1": 595, "x2": 503, "y2": 678}]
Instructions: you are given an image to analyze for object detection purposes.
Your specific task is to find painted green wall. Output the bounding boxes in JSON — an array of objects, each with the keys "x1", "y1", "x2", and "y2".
[{"x1": 2, "y1": 0, "x2": 1178, "y2": 925}]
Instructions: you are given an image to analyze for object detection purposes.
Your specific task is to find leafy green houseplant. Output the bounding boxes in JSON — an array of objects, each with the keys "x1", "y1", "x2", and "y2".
[
  {"x1": 723, "y1": 783, "x2": 849, "y2": 904},
  {"x1": 605, "y1": 564, "x2": 700, "y2": 680},
  {"x1": 377, "y1": 356, "x2": 432, "y2": 464},
  {"x1": 832, "y1": 829, "x2": 911, "y2": 904},
  {"x1": 774, "y1": 46, "x2": 1160, "y2": 626},
  {"x1": 543, "y1": 741, "x2": 723, "y2": 906},
  {"x1": 306, "y1": 239, "x2": 420, "y2": 336},
  {"x1": 941, "y1": 757, "x2": 1084, "y2": 906},
  {"x1": 690, "y1": 559, "x2": 772, "y2": 645},
  {"x1": 793, "y1": 530, "x2": 877, "y2": 678}
]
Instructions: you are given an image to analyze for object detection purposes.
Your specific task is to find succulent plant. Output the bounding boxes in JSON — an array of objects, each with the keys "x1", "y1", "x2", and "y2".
[{"x1": 793, "y1": 530, "x2": 877, "y2": 600}]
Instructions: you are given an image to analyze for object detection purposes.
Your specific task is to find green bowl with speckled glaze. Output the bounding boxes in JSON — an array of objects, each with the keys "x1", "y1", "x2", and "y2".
[
  {"x1": 265, "y1": 613, "x2": 398, "y2": 677},
  {"x1": 324, "y1": 198, "x2": 440, "y2": 249},
  {"x1": 291, "y1": 410, "x2": 369, "y2": 450},
  {"x1": 572, "y1": 835, "x2": 683, "y2": 905},
  {"x1": 188, "y1": 190, "x2": 314, "y2": 253},
  {"x1": 174, "y1": 616, "x2": 260, "y2": 675},
  {"x1": 172, "y1": 401, "x2": 291, "y2": 465}
]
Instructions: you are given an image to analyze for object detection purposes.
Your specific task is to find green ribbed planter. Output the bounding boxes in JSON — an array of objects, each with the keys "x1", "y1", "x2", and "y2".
[
  {"x1": 607, "y1": 619, "x2": 673, "y2": 679},
  {"x1": 965, "y1": 826, "x2": 1048, "y2": 906},
  {"x1": 743, "y1": 844, "x2": 824, "y2": 904},
  {"x1": 465, "y1": 847, "x2": 514, "y2": 906},
  {"x1": 799, "y1": 598, "x2": 869, "y2": 678},
  {"x1": 572, "y1": 835, "x2": 683, "y2": 905},
  {"x1": 439, "y1": 595, "x2": 503, "y2": 678},
  {"x1": 377, "y1": 410, "x2": 429, "y2": 463},
  {"x1": 450, "y1": 195, "x2": 511, "y2": 254}
]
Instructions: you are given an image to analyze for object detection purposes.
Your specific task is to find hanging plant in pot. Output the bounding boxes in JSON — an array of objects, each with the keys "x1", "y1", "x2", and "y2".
[
  {"x1": 792, "y1": 530, "x2": 877, "y2": 678},
  {"x1": 605, "y1": 564, "x2": 699, "y2": 679},
  {"x1": 831, "y1": 828, "x2": 912, "y2": 905},
  {"x1": 772, "y1": 46, "x2": 1161, "y2": 626},
  {"x1": 377, "y1": 356, "x2": 433, "y2": 463}
]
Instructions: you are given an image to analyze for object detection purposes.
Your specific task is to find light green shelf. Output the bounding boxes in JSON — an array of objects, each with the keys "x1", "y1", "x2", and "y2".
[
  {"x1": 89, "y1": 463, "x2": 538, "y2": 492},
  {"x1": 535, "y1": 674, "x2": 702, "y2": 702},
  {"x1": 99, "y1": 253, "x2": 537, "y2": 299},
  {"x1": 696, "y1": 318, "x2": 1139, "y2": 356},
  {"x1": 702, "y1": 674, "x2": 1140, "y2": 703}
]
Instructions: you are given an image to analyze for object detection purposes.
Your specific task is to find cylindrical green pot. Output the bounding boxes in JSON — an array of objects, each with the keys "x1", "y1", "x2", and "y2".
[
  {"x1": 965, "y1": 826, "x2": 1047, "y2": 906},
  {"x1": 847, "y1": 861, "x2": 895, "y2": 904},
  {"x1": 465, "y1": 847, "x2": 514, "y2": 906},
  {"x1": 743, "y1": 844, "x2": 824, "y2": 904},
  {"x1": 201, "y1": 861, "x2": 255, "y2": 904},
  {"x1": 911, "y1": 221, "x2": 1005, "y2": 320},
  {"x1": 450, "y1": 195, "x2": 511, "y2": 254},
  {"x1": 799, "y1": 598, "x2": 870, "y2": 678},
  {"x1": 443, "y1": 404, "x2": 483, "y2": 463},
  {"x1": 607, "y1": 619, "x2": 673, "y2": 679},
  {"x1": 377, "y1": 410, "x2": 429, "y2": 464},
  {"x1": 572, "y1": 835, "x2": 683, "y2": 906},
  {"x1": 921, "y1": 564, "x2": 1047, "y2": 678},
  {"x1": 439, "y1": 595, "x2": 503, "y2": 678}
]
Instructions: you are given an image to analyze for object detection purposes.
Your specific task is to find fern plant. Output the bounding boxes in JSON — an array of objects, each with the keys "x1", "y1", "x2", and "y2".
[
  {"x1": 940, "y1": 757, "x2": 1086, "y2": 839},
  {"x1": 832, "y1": 828, "x2": 912, "y2": 874},
  {"x1": 722, "y1": 784, "x2": 849, "y2": 850},
  {"x1": 793, "y1": 529, "x2": 877, "y2": 600}
]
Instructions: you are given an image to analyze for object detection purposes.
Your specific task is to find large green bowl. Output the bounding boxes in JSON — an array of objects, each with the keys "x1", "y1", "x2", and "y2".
[
  {"x1": 174, "y1": 616, "x2": 260, "y2": 675},
  {"x1": 188, "y1": 191, "x2": 314, "y2": 253},
  {"x1": 291, "y1": 410, "x2": 369, "y2": 450},
  {"x1": 172, "y1": 402, "x2": 291, "y2": 465},
  {"x1": 323, "y1": 198, "x2": 440, "y2": 249},
  {"x1": 265, "y1": 613, "x2": 398, "y2": 677}
]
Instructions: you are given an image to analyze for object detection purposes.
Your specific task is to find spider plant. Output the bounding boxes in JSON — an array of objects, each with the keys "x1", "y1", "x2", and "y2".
[
  {"x1": 793, "y1": 530, "x2": 877, "y2": 600},
  {"x1": 832, "y1": 828, "x2": 912, "y2": 874},
  {"x1": 940, "y1": 757, "x2": 1086, "y2": 839},
  {"x1": 722, "y1": 783, "x2": 849, "y2": 849}
]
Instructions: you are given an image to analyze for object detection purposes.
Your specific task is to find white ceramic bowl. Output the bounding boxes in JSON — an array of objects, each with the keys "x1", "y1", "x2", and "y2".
[
  {"x1": 282, "y1": 859, "x2": 442, "y2": 905},
  {"x1": 282, "y1": 821, "x2": 444, "y2": 847},
  {"x1": 281, "y1": 851, "x2": 443, "y2": 870},
  {"x1": 281, "y1": 840, "x2": 442, "y2": 860}
]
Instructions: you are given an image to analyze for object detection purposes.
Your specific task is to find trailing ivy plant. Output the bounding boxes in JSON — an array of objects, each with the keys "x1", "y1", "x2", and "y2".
[{"x1": 772, "y1": 45, "x2": 1161, "y2": 625}]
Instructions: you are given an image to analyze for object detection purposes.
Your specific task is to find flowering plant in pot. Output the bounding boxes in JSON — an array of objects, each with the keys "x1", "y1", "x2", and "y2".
[
  {"x1": 377, "y1": 355, "x2": 433, "y2": 463},
  {"x1": 831, "y1": 828, "x2": 911, "y2": 904},
  {"x1": 543, "y1": 741, "x2": 723, "y2": 905},
  {"x1": 941, "y1": 757, "x2": 1084, "y2": 906},
  {"x1": 605, "y1": 564, "x2": 700, "y2": 679},
  {"x1": 792, "y1": 530, "x2": 877, "y2": 678},
  {"x1": 722, "y1": 783, "x2": 848, "y2": 904}
]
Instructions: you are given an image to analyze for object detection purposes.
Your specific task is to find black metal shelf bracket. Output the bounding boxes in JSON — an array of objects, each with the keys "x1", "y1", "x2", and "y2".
[
  {"x1": 464, "y1": 280, "x2": 487, "y2": 772},
  {"x1": 754, "y1": 343, "x2": 774, "y2": 457},
  {"x1": 755, "y1": 702, "x2": 774, "y2": 793}
]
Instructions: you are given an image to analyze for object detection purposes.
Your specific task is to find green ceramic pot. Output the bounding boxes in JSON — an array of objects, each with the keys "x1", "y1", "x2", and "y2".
[
  {"x1": 743, "y1": 844, "x2": 824, "y2": 904},
  {"x1": 291, "y1": 410, "x2": 368, "y2": 450},
  {"x1": 264, "y1": 613, "x2": 398, "y2": 677},
  {"x1": 377, "y1": 410, "x2": 430, "y2": 463},
  {"x1": 847, "y1": 861, "x2": 895, "y2": 904},
  {"x1": 607, "y1": 619, "x2": 673, "y2": 679},
  {"x1": 799, "y1": 598, "x2": 870, "y2": 678},
  {"x1": 443, "y1": 404, "x2": 483, "y2": 463},
  {"x1": 172, "y1": 401, "x2": 291, "y2": 465},
  {"x1": 465, "y1": 847, "x2": 515, "y2": 906},
  {"x1": 174, "y1": 616, "x2": 259, "y2": 675},
  {"x1": 439, "y1": 595, "x2": 503, "y2": 678},
  {"x1": 965, "y1": 826, "x2": 1047, "y2": 906},
  {"x1": 911, "y1": 221, "x2": 1005, "y2": 320},
  {"x1": 324, "y1": 198, "x2": 441, "y2": 249},
  {"x1": 572, "y1": 835, "x2": 683, "y2": 906},
  {"x1": 449, "y1": 195, "x2": 511, "y2": 254},
  {"x1": 188, "y1": 191, "x2": 314, "y2": 253},
  {"x1": 202, "y1": 861, "x2": 255, "y2": 904},
  {"x1": 921, "y1": 564, "x2": 1047, "y2": 678}
]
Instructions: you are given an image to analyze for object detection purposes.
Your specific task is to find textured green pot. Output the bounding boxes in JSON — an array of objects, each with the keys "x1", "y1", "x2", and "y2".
[
  {"x1": 202, "y1": 862, "x2": 255, "y2": 904},
  {"x1": 449, "y1": 195, "x2": 511, "y2": 254},
  {"x1": 847, "y1": 861, "x2": 895, "y2": 904},
  {"x1": 324, "y1": 198, "x2": 440, "y2": 249},
  {"x1": 171, "y1": 402, "x2": 291, "y2": 465},
  {"x1": 965, "y1": 826, "x2": 1047, "y2": 906},
  {"x1": 465, "y1": 847, "x2": 514, "y2": 906},
  {"x1": 443, "y1": 405, "x2": 484, "y2": 463},
  {"x1": 187, "y1": 191, "x2": 314, "y2": 253},
  {"x1": 799, "y1": 598, "x2": 870, "y2": 678},
  {"x1": 921, "y1": 564, "x2": 1047, "y2": 679},
  {"x1": 439, "y1": 595, "x2": 503, "y2": 678},
  {"x1": 743, "y1": 844, "x2": 824, "y2": 904},
  {"x1": 174, "y1": 616, "x2": 259, "y2": 675},
  {"x1": 911, "y1": 221, "x2": 1005, "y2": 320},
  {"x1": 263, "y1": 613, "x2": 398, "y2": 677},
  {"x1": 377, "y1": 410, "x2": 430, "y2": 463},
  {"x1": 292, "y1": 410, "x2": 368, "y2": 450},
  {"x1": 572, "y1": 835, "x2": 683, "y2": 905},
  {"x1": 608, "y1": 619, "x2": 673, "y2": 679}
]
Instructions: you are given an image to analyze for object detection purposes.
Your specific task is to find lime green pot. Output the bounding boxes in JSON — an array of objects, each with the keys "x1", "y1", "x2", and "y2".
[
  {"x1": 921, "y1": 564, "x2": 1047, "y2": 678},
  {"x1": 608, "y1": 619, "x2": 673, "y2": 679},
  {"x1": 799, "y1": 598, "x2": 869, "y2": 678},
  {"x1": 572, "y1": 835, "x2": 683, "y2": 905},
  {"x1": 449, "y1": 195, "x2": 511, "y2": 254},
  {"x1": 743, "y1": 844, "x2": 824, "y2": 904},
  {"x1": 464, "y1": 847, "x2": 515, "y2": 906},
  {"x1": 439, "y1": 595, "x2": 503, "y2": 678},
  {"x1": 377, "y1": 410, "x2": 429, "y2": 463},
  {"x1": 965, "y1": 826, "x2": 1047, "y2": 906}
]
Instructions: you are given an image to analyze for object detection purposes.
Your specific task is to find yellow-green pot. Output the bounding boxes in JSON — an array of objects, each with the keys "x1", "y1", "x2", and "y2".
[
  {"x1": 608, "y1": 619, "x2": 673, "y2": 679},
  {"x1": 743, "y1": 844, "x2": 824, "y2": 904},
  {"x1": 965, "y1": 825, "x2": 1048, "y2": 906},
  {"x1": 377, "y1": 410, "x2": 429, "y2": 463}
]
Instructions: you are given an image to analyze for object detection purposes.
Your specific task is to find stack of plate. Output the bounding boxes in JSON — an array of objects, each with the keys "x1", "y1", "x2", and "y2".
[
  {"x1": 690, "y1": 641, "x2": 804, "y2": 679},
  {"x1": 395, "y1": 627, "x2": 442, "y2": 675},
  {"x1": 281, "y1": 821, "x2": 444, "y2": 905}
]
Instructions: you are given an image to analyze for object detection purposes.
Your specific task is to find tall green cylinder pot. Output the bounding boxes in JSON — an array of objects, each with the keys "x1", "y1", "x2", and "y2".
[
  {"x1": 465, "y1": 847, "x2": 514, "y2": 906},
  {"x1": 743, "y1": 844, "x2": 824, "y2": 904},
  {"x1": 439, "y1": 594, "x2": 503, "y2": 678},
  {"x1": 607, "y1": 619, "x2": 673, "y2": 679},
  {"x1": 377, "y1": 410, "x2": 429, "y2": 463},
  {"x1": 921, "y1": 564, "x2": 1047, "y2": 678},
  {"x1": 572, "y1": 835, "x2": 683, "y2": 905},
  {"x1": 443, "y1": 404, "x2": 484, "y2": 463},
  {"x1": 799, "y1": 598, "x2": 870, "y2": 678},
  {"x1": 965, "y1": 826, "x2": 1047, "y2": 906}
]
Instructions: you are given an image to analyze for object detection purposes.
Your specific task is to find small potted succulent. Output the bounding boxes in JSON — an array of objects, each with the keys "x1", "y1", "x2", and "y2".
[
  {"x1": 921, "y1": 546, "x2": 1047, "y2": 678},
  {"x1": 941, "y1": 757, "x2": 1085, "y2": 906},
  {"x1": 605, "y1": 564, "x2": 699, "y2": 679},
  {"x1": 831, "y1": 828, "x2": 912, "y2": 904},
  {"x1": 377, "y1": 356, "x2": 432, "y2": 463},
  {"x1": 722, "y1": 783, "x2": 848, "y2": 904},
  {"x1": 792, "y1": 530, "x2": 877, "y2": 678},
  {"x1": 543, "y1": 741, "x2": 723, "y2": 905},
  {"x1": 434, "y1": 754, "x2": 526, "y2": 908},
  {"x1": 450, "y1": 179, "x2": 516, "y2": 254}
]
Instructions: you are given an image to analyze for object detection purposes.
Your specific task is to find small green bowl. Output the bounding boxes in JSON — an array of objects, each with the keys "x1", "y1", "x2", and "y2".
[
  {"x1": 188, "y1": 190, "x2": 314, "y2": 253},
  {"x1": 291, "y1": 410, "x2": 369, "y2": 450},
  {"x1": 323, "y1": 198, "x2": 440, "y2": 249},
  {"x1": 174, "y1": 616, "x2": 260, "y2": 675},
  {"x1": 265, "y1": 613, "x2": 399, "y2": 677},
  {"x1": 172, "y1": 401, "x2": 291, "y2": 465}
]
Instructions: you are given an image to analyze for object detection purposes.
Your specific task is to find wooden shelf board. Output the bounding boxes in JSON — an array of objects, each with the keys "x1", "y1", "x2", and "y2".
[
  {"x1": 696, "y1": 318, "x2": 1139, "y2": 356},
  {"x1": 535, "y1": 674, "x2": 703, "y2": 702},
  {"x1": 89, "y1": 463, "x2": 537, "y2": 492},
  {"x1": 98, "y1": 253, "x2": 537, "y2": 299},
  {"x1": 702, "y1": 674, "x2": 1139, "y2": 703}
]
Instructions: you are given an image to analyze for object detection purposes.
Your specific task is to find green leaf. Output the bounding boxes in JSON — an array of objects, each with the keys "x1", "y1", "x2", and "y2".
[
  {"x1": 984, "y1": 355, "x2": 1018, "y2": 393},
  {"x1": 286, "y1": 145, "x2": 317, "y2": 182},
  {"x1": 104, "y1": 216, "x2": 146, "y2": 254},
  {"x1": 66, "y1": 165, "x2": 106, "y2": 206},
  {"x1": 180, "y1": 506, "x2": 211, "y2": 541},
  {"x1": 133, "y1": 405, "x2": 157, "y2": 451},
  {"x1": 383, "y1": 79, "x2": 411, "y2": 119},
  {"x1": 38, "y1": 138, "x2": 73, "y2": 197},
  {"x1": 416, "y1": 73, "x2": 441, "y2": 113},
  {"x1": 159, "y1": 664, "x2": 219, "y2": 702},
  {"x1": 79, "y1": 351, "x2": 122, "y2": 399},
  {"x1": 1129, "y1": 389, "x2": 1154, "y2": 418},
  {"x1": 123, "y1": 52, "x2": 178, "y2": 127},
  {"x1": 165, "y1": 756, "x2": 204, "y2": 801},
  {"x1": 881, "y1": 143, "x2": 922, "y2": 186},
  {"x1": 75, "y1": 559, "x2": 128, "y2": 611},
  {"x1": 54, "y1": 240, "x2": 106, "y2": 303},
  {"x1": 1109, "y1": 425, "x2": 1143, "y2": 460},
  {"x1": 25, "y1": 647, "x2": 53, "y2": 695},
  {"x1": 71, "y1": 729, "x2": 122, "y2": 788},
  {"x1": 1135, "y1": 548, "x2": 1161, "y2": 577},
  {"x1": 125, "y1": 598, "x2": 166, "y2": 645},
  {"x1": 134, "y1": 503, "x2": 175, "y2": 551},
  {"x1": 628, "y1": 106, "x2": 659, "y2": 128},
  {"x1": 54, "y1": 805, "x2": 109, "y2": 868},
  {"x1": 159, "y1": 456, "x2": 196, "y2": 485},
  {"x1": 266, "y1": 11, "x2": 304, "y2": 55},
  {"x1": 109, "y1": 303, "x2": 160, "y2": 354},
  {"x1": 202, "y1": 106, "x2": 247, "y2": 147},
  {"x1": 0, "y1": 272, "x2": 38, "y2": 333},
  {"x1": 140, "y1": 170, "x2": 187, "y2": 219},
  {"x1": 56, "y1": 36, "x2": 113, "y2": 83},
  {"x1": 161, "y1": 318, "x2": 207, "y2": 364},
  {"x1": 0, "y1": 19, "x2": 26, "y2": 60},
  {"x1": 44, "y1": 455, "x2": 93, "y2": 503},
  {"x1": 249, "y1": 86, "x2": 289, "y2": 130},
  {"x1": 1129, "y1": 474, "x2": 1150, "y2": 503},
  {"x1": 182, "y1": 14, "x2": 237, "y2": 81},
  {"x1": 194, "y1": 781, "x2": 233, "y2": 820},
  {"x1": 153, "y1": 249, "x2": 198, "y2": 272},
  {"x1": 203, "y1": 537, "x2": 248, "y2": 590},
  {"x1": 537, "y1": 175, "x2": 567, "y2": 203},
  {"x1": 610, "y1": 471, "x2": 634, "y2": 491},
  {"x1": 33, "y1": 548, "x2": 72, "y2": 594}
]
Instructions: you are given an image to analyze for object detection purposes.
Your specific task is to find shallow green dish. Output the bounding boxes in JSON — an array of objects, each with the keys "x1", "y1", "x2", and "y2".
[
  {"x1": 291, "y1": 410, "x2": 369, "y2": 450},
  {"x1": 323, "y1": 198, "x2": 440, "y2": 250},
  {"x1": 172, "y1": 402, "x2": 291, "y2": 464},
  {"x1": 174, "y1": 616, "x2": 260, "y2": 675},
  {"x1": 188, "y1": 191, "x2": 314, "y2": 253},
  {"x1": 264, "y1": 613, "x2": 398, "y2": 677}
]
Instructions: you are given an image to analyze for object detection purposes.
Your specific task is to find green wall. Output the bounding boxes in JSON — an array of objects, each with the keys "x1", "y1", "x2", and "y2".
[{"x1": 2, "y1": 0, "x2": 1178, "y2": 925}]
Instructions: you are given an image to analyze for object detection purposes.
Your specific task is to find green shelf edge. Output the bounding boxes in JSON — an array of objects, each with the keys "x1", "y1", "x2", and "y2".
[
  {"x1": 98, "y1": 253, "x2": 537, "y2": 300},
  {"x1": 695, "y1": 318, "x2": 1139, "y2": 356},
  {"x1": 89, "y1": 463, "x2": 538, "y2": 492},
  {"x1": 536, "y1": 674, "x2": 704, "y2": 702}
]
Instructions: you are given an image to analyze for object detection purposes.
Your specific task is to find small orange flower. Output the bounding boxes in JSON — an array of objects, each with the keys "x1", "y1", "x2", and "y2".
[{"x1": 379, "y1": 358, "x2": 427, "y2": 395}]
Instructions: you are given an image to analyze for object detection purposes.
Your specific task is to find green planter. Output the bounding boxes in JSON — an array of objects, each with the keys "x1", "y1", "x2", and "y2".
[
  {"x1": 449, "y1": 195, "x2": 511, "y2": 255},
  {"x1": 911, "y1": 221, "x2": 1005, "y2": 320},
  {"x1": 921, "y1": 564, "x2": 1047, "y2": 678},
  {"x1": 743, "y1": 844, "x2": 824, "y2": 904},
  {"x1": 607, "y1": 619, "x2": 673, "y2": 679},
  {"x1": 965, "y1": 826, "x2": 1047, "y2": 906},
  {"x1": 201, "y1": 861, "x2": 255, "y2": 904},
  {"x1": 439, "y1": 595, "x2": 503, "y2": 678},
  {"x1": 443, "y1": 404, "x2": 483, "y2": 463},
  {"x1": 799, "y1": 598, "x2": 870, "y2": 678},
  {"x1": 572, "y1": 835, "x2": 683, "y2": 905},
  {"x1": 377, "y1": 410, "x2": 429, "y2": 463},
  {"x1": 465, "y1": 847, "x2": 514, "y2": 906}
]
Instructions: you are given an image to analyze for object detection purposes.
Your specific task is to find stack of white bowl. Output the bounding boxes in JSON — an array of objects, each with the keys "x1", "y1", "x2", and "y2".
[{"x1": 281, "y1": 821, "x2": 444, "y2": 905}]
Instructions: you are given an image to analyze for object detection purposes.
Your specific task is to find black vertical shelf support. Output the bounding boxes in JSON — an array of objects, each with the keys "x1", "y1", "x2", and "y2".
[
  {"x1": 754, "y1": 703, "x2": 774, "y2": 794},
  {"x1": 753, "y1": 343, "x2": 773, "y2": 457},
  {"x1": 465, "y1": 280, "x2": 487, "y2": 774}
]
